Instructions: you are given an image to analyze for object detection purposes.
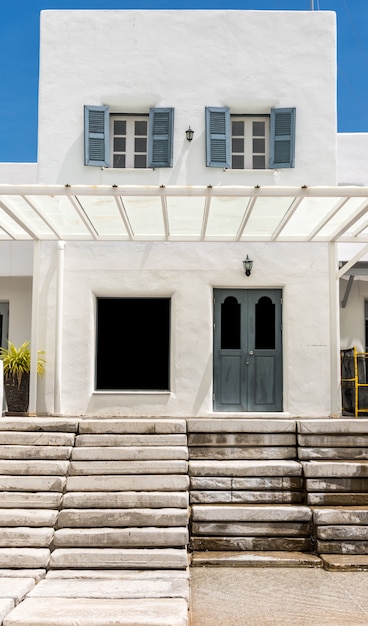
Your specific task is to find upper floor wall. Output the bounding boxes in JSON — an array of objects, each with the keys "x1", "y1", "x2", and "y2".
[{"x1": 37, "y1": 10, "x2": 337, "y2": 186}]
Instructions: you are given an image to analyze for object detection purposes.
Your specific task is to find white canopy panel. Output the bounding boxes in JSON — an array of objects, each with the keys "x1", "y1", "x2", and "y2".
[{"x1": 1, "y1": 184, "x2": 368, "y2": 242}]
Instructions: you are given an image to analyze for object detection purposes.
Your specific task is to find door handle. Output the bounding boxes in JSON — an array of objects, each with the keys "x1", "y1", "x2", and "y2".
[{"x1": 248, "y1": 351, "x2": 254, "y2": 355}]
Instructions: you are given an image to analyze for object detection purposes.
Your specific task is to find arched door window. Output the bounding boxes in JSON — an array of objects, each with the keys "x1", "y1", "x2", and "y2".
[
  {"x1": 255, "y1": 296, "x2": 275, "y2": 349},
  {"x1": 221, "y1": 296, "x2": 240, "y2": 349}
]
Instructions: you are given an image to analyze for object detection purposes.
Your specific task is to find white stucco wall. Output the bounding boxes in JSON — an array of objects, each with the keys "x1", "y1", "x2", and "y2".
[
  {"x1": 0, "y1": 164, "x2": 37, "y2": 184},
  {"x1": 38, "y1": 10, "x2": 337, "y2": 186},
  {"x1": 0, "y1": 277, "x2": 32, "y2": 346},
  {"x1": 36, "y1": 239, "x2": 331, "y2": 417},
  {"x1": 338, "y1": 134, "x2": 368, "y2": 186}
]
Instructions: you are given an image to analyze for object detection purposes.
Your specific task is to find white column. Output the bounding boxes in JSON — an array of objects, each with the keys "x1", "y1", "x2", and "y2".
[
  {"x1": 329, "y1": 242, "x2": 341, "y2": 417},
  {"x1": 29, "y1": 240, "x2": 40, "y2": 415},
  {"x1": 54, "y1": 241, "x2": 65, "y2": 416}
]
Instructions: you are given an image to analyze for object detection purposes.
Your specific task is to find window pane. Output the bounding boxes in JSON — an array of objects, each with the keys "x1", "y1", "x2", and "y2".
[
  {"x1": 96, "y1": 298, "x2": 170, "y2": 390},
  {"x1": 135, "y1": 121, "x2": 148, "y2": 135},
  {"x1": 134, "y1": 154, "x2": 147, "y2": 168},
  {"x1": 253, "y1": 155, "x2": 265, "y2": 169},
  {"x1": 135, "y1": 138, "x2": 147, "y2": 152},
  {"x1": 221, "y1": 297, "x2": 241, "y2": 349},
  {"x1": 114, "y1": 120, "x2": 126, "y2": 134},
  {"x1": 253, "y1": 121, "x2": 265, "y2": 136},
  {"x1": 232, "y1": 121, "x2": 244, "y2": 136},
  {"x1": 232, "y1": 138, "x2": 244, "y2": 152},
  {"x1": 232, "y1": 155, "x2": 244, "y2": 169},
  {"x1": 253, "y1": 138, "x2": 265, "y2": 153},
  {"x1": 114, "y1": 137, "x2": 126, "y2": 151},
  {"x1": 113, "y1": 154, "x2": 126, "y2": 168},
  {"x1": 255, "y1": 296, "x2": 275, "y2": 349}
]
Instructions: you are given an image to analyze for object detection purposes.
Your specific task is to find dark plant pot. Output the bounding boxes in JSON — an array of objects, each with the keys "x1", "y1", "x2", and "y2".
[{"x1": 4, "y1": 373, "x2": 30, "y2": 413}]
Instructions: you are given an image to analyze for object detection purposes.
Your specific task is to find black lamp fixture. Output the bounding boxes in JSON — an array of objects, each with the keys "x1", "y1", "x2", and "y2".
[
  {"x1": 185, "y1": 126, "x2": 194, "y2": 142},
  {"x1": 243, "y1": 255, "x2": 253, "y2": 277}
]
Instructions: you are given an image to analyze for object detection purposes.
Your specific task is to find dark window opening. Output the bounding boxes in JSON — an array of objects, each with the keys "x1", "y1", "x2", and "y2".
[
  {"x1": 255, "y1": 296, "x2": 275, "y2": 349},
  {"x1": 221, "y1": 296, "x2": 241, "y2": 349},
  {"x1": 96, "y1": 298, "x2": 170, "y2": 390}
]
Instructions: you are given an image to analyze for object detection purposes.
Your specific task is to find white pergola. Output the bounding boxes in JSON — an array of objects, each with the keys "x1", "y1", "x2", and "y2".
[{"x1": 2, "y1": 183, "x2": 368, "y2": 416}]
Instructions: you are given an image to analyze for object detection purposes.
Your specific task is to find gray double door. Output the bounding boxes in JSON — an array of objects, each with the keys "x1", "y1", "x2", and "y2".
[{"x1": 213, "y1": 289, "x2": 282, "y2": 412}]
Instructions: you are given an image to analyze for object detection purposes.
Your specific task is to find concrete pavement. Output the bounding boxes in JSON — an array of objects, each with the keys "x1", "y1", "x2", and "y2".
[{"x1": 190, "y1": 567, "x2": 368, "y2": 625}]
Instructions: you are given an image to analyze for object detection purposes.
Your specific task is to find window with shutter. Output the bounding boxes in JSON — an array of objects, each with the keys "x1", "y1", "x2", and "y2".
[
  {"x1": 205, "y1": 107, "x2": 231, "y2": 168},
  {"x1": 84, "y1": 105, "x2": 110, "y2": 167},
  {"x1": 270, "y1": 107, "x2": 296, "y2": 168},
  {"x1": 148, "y1": 108, "x2": 174, "y2": 168}
]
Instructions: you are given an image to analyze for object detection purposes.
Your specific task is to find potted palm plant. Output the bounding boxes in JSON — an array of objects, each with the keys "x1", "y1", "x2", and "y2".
[{"x1": 0, "y1": 341, "x2": 46, "y2": 415}]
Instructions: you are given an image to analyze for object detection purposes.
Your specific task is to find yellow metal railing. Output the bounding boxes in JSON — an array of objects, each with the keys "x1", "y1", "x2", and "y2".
[{"x1": 341, "y1": 347, "x2": 368, "y2": 417}]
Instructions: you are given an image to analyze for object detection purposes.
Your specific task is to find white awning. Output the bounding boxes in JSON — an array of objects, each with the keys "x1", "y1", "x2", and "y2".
[{"x1": 1, "y1": 184, "x2": 368, "y2": 243}]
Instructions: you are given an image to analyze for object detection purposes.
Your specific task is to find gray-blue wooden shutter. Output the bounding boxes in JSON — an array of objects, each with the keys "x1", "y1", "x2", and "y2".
[
  {"x1": 148, "y1": 108, "x2": 174, "y2": 168},
  {"x1": 84, "y1": 105, "x2": 110, "y2": 167},
  {"x1": 269, "y1": 108, "x2": 296, "y2": 168},
  {"x1": 205, "y1": 107, "x2": 231, "y2": 168}
]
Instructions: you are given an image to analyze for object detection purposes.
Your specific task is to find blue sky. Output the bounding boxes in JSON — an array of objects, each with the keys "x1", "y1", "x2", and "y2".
[{"x1": 1, "y1": 0, "x2": 367, "y2": 162}]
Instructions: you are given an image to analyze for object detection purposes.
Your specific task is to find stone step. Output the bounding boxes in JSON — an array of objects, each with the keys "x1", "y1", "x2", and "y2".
[
  {"x1": 191, "y1": 505, "x2": 312, "y2": 522},
  {"x1": 0, "y1": 477, "x2": 66, "y2": 492},
  {"x1": 298, "y1": 419, "x2": 368, "y2": 434},
  {"x1": 69, "y1": 461, "x2": 188, "y2": 475},
  {"x1": 190, "y1": 536, "x2": 311, "y2": 551},
  {"x1": 57, "y1": 508, "x2": 189, "y2": 528},
  {"x1": 317, "y1": 526, "x2": 368, "y2": 540},
  {"x1": 45, "y1": 569, "x2": 189, "y2": 580},
  {"x1": 303, "y1": 461, "x2": 368, "y2": 477},
  {"x1": 0, "y1": 570, "x2": 45, "y2": 581},
  {"x1": 3, "y1": 597, "x2": 188, "y2": 626},
  {"x1": 188, "y1": 433, "x2": 295, "y2": 446},
  {"x1": 66, "y1": 475, "x2": 190, "y2": 491},
  {"x1": 321, "y1": 554, "x2": 368, "y2": 570},
  {"x1": 308, "y1": 493, "x2": 368, "y2": 505},
  {"x1": 45, "y1": 569, "x2": 189, "y2": 581},
  {"x1": 80, "y1": 419, "x2": 187, "y2": 434},
  {"x1": 0, "y1": 432, "x2": 75, "y2": 446},
  {"x1": 190, "y1": 491, "x2": 304, "y2": 504},
  {"x1": 0, "y1": 548, "x2": 49, "y2": 568},
  {"x1": 63, "y1": 491, "x2": 189, "y2": 509},
  {"x1": 0, "y1": 446, "x2": 73, "y2": 460},
  {"x1": 0, "y1": 577, "x2": 36, "y2": 601},
  {"x1": 189, "y1": 447, "x2": 296, "y2": 460},
  {"x1": 190, "y1": 477, "x2": 303, "y2": 489},
  {"x1": 191, "y1": 550, "x2": 321, "y2": 567},
  {"x1": 189, "y1": 460, "x2": 302, "y2": 477},
  {"x1": 0, "y1": 461, "x2": 69, "y2": 475},
  {"x1": 0, "y1": 510, "x2": 58, "y2": 526},
  {"x1": 0, "y1": 528, "x2": 53, "y2": 547},
  {"x1": 0, "y1": 419, "x2": 78, "y2": 432},
  {"x1": 316, "y1": 541, "x2": 368, "y2": 555},
  {"x1": 313, "y1": 507, "x2": 368, "y2": 525},
  {"x1": 299, "y1": 434, "x2": 368, "y2": 447},
  {"x1": 307, "y1": 478, "x2": 368, "y2": 492},
  {"x1": 187, "y1": 419, "x2": 296, "y2": 433},
  {"x1": 28, "y1": 575, "x2": 189, "y2": 599},
  {"x1": 0, "y1": 493, "x2": 62, "y2": 508},
  {"x1": 49, "y1": 548, "x2": 188, "y2": 569},
  {"x1": 299, "y1": 448, "x2": 368, "y2": 460},
  {"x1": 76, "y1": 434, "x2": 187, "y2": 447},
  {"x1": 192, "y1": 522, "x2": 310, "y2": 536},
  {"x1": 72, "y1": 446, "x2": 188, "y2": 461},
  {"x1": 53, "y1": 528, "x2": 188, "y2": 547}
]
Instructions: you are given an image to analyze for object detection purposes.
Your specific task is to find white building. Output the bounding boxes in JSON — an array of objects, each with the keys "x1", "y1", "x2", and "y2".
[{"x1": 0, "y1": 9, "x2": 366, "y2": 419}]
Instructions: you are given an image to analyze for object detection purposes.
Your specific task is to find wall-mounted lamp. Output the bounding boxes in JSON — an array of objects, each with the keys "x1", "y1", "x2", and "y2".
[
  {"x1": 185, "y1": 126, "x2": 194, "y2": 142},
  {"x1": 243, "y1": 255, "x2": 253, "y2": 277}
]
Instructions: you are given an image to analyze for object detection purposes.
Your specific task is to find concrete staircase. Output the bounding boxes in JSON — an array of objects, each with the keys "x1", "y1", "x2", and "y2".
[
  {"x1": 0, "y1": 418, "x2": 190, "y2": 626},
  {"x1": 299, "y1": 419, "x2": 368, "y2": 571},
  {"x1": 189, "y1": 419, "x2": 319, "y2": 568}
]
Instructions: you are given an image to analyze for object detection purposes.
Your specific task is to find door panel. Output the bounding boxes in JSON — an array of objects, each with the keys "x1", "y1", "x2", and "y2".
[{"x1": 214, "y1": 289, "x2": 282, "y2": 412}]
